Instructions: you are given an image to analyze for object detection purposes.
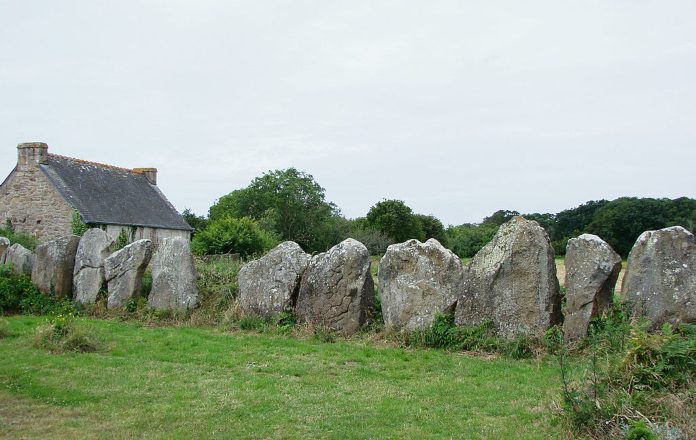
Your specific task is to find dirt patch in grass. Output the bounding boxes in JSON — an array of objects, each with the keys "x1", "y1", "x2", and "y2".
[{"x1": 0, "y1": 390, "x2": 105, "y2": 440}]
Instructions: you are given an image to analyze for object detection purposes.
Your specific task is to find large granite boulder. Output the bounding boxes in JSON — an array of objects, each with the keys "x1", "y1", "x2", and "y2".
[
  {"x1": 238, "y1": 241, "x2": 310, "y2": 318},
  {"x1": 104, "y1": 240, "x2": 153, "y2": 309},
  {"x1": 2, "y1": 244, "x2": 35, "y2": 276},
  {"x1": 0, "y1": 237, "x2": 9, "y2": 259},
  {"x1": 32, "y1": 235, "x2": 80, "y2": 297},
  {"x1": 563, "y1": 234, "x2": 622, "y2": 340},
  {"x1": 378, "y1": 239, "x2": 463, "y2": 331},
  {"x1": 148, "y1": 237, "x2": 198, "y2": 311},
  {"x1": 621, "y1": 226, "x2": 696, "y2": 329},
  {"x1": 296, "y1": 239, "x2": 374, "y2": 334},
  {"x1": 73, "y1": 229, "x2": 115, "y2": 305},
  {"x1": 455, "y1": 217, "x2": 562, "y2": 338}
]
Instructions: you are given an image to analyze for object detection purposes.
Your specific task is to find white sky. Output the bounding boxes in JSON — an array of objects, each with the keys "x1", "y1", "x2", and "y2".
[{"x1": 1, "y1": 1, "x2": 694, "y2": 225}]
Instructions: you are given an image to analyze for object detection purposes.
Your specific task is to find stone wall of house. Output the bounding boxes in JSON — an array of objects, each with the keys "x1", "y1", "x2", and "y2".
[
  {"x1": 0, "y1": 144, "x2": 73, "y2": 241},
  {"x1": 104, "y1": 224, "x2": 190, "y2": 250}
]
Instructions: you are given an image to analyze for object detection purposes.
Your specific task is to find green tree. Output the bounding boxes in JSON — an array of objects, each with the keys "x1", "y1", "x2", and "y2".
[
  {"x1": 415, "y1": 214, "x2": 447, "y2": 245},
  {"x1": 365, "y1": 199, "x2": 424, "y2": 243},
  {"x1": 549, "y1": 200, "x2": 609, "y2": 254},
  {"x1": 445, "y1": 222, "x2": 499, "y2": 258},
  {"x1": 523, "y1": 212, "x2": 556, "y2": 232},
  {"x1": 0, "y1": 220, "x2": 37, "y2": 251},
  {"x1": 587, "y1": 198, "x2": 668, "y2": 257},
  {"x1": 664, "y1": 196, "x2": 696, "y2": 232},
  {"x1": 182, "y1": 208, "x2": 208, "y2": 237},
  {"x1": 482, "y1": 210, "x2": 521, "y2": 226},
  {"x1": 336, "y1": 217, "x2": 394, "y2": 255},
  {"x1": 191, "y1": 217, "x2": 277, "y2": 258},
  {"x1": 208, "y1": 168, "x2": 340, "y2": 253}
]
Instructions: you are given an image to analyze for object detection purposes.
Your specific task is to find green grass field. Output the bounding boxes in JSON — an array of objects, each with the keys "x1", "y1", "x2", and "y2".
[{"x1": 0, "y1": 316, "x2": 566, "y2": 439}]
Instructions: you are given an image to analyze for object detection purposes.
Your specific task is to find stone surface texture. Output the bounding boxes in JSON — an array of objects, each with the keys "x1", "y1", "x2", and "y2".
[
  {"x1": 2, "y1": 243, "x2": 35, "y2": 276},
  {"x1": 455, "y1": 217, "x2": 562, "y2": 338},
  {"x1": 378, "y1": 239, "x2": 463, "y2": 331},
  {"x1": 621, "y1": 226, "x2": 696, "y2": 328},
  {"x1": 73, "y1": 228, "x2": 115, "y2": 305},
  {"x1": 238, "y1": 241, "x2": 310, "y2": 318},
  {"x1": 296, "y1": 239, "x2": 374, "y2": 334},
  {"x1": 562, "y1": 234, "x2": 622, "y2": 340},
  {"x1": 148, "y1": 237, "x2": 199, "y2": 310},
  {"x1": 31, "y1": 235, "x2": 80, "y2": 297},
  {"x1": 104, "y1": 239, "x2": 153, "y2": 309}
]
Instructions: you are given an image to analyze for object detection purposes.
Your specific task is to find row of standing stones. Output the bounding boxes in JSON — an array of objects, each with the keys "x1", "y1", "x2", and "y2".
[
  {"x1": 0, "y1": 229, "x2": 198, "y2": 311},
  {"x1": 238, "y1": 217, "x2": 696, "y2": 339}
]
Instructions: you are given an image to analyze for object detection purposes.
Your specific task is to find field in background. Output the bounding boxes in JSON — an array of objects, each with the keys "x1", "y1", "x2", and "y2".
[{"x1": 0, "y1": 316, "x2": 564, "y2": 439}]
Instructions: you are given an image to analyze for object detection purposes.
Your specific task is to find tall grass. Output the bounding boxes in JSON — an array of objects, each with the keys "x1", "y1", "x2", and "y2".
[{"x1": 548, "y1": 306, "x2": 696, "y2": 438}]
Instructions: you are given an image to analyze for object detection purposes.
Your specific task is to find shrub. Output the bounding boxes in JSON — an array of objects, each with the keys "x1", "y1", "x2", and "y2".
[
  {"x1": 239, "y1": 315, "x2": 268, "y2": 332},
  {"x1": 624, "y1": 420, "x2": 658, "y2": 440},
  {"x1": 552, "y1": 306, "x2": 696, "y2": 438},
  {"x1": 402, "y1": 313, "x2": 530, "y2": 357},
  {"x1": 71, "y1": 211, "x2": 89, "y2": 236},
  {"x1": 501, "y1": 336, "x2": 535, "y2": 360},
  {"x1": 19, "y1": 287, "x2": 78, "y2": 316},
  {"x1": 193, "y1": 257, "x2": 242, "y2": 326},
  {"x1": 115, "y1": 229, "x2": 130, "y2": 250},
  {"x1": 313, "y1": 325, "x2": 336, "y2": 343},
  {"x1": 345, "y1": 227, "x2": 393, "y2": 256},
  {"x1": 0, "y1": 265, "x2": 39, "y2": 313},
  {"x1": 125, "y1": 297, "x2": 147, "y2": 314},
  {"x1": 273, "y1": 312, "x2": 297, "y2": 333},
  {"x1": 33, "y1": 313, "x2": 100, "y2": 353},
  {"x1": 620, "y1": 323, "x2": 696, "y2": 391},
  {"x1": 191, "y1": 217, "x2": 277, "y2": 258},
  {"x1": 0, "y1": 220, "x2": 38, "y2": 251}
]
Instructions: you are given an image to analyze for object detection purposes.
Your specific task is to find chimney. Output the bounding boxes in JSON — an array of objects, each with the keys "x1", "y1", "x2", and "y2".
[
  {"x1": 17, "y1": 142, "x2": 48, "y2": 171},
  {"x1": 133, "y1": 168, "x2": 157, "y2": 185}
]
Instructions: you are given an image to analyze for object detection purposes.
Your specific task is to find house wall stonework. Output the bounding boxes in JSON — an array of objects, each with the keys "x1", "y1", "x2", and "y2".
[
  {"x1": 104, "y1": 225, "x2": 190, "y2": 250},
  {"x1": 0, "y1": 150, "x2": 74, "y2": 241}
]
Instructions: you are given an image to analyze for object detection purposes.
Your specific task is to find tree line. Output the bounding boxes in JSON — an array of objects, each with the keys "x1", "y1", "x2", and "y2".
[{"x1": 183, "y1": 168, "x2": 695, "y2": 259}]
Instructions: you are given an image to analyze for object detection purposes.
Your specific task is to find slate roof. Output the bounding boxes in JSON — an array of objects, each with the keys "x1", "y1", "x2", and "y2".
[{"x1": 40, "y1": 154, "x2": 192, "y2": 231}]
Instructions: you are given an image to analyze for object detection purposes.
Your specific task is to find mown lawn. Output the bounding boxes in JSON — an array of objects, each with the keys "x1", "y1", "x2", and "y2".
[{"x1": 0, "y1": 316, "x2": 567, "y2": 439}]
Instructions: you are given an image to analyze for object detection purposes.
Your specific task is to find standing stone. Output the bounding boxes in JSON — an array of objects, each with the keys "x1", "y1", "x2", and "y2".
[
  {"x1": 455, "y1": 217, "x2": 562, "y2": 338},
  {"x1": 378, "y1": 239, "x2": 463, "y2": 331},
  {"x1": 32, "y1": 235, "x2": 80, "y2": 297},
  {"x1": 73, "y1": 229, "x2": 115, "y2": 305},
  {"x1": 621, "y1": 226, "x2": 696, "y2": 329},
  {"x1": 0, "y1": 237, "x2": 10, "y2": 259},
  {"x1": 2, "y1": 244, "x2": 35, "y2": 276},
  {"x1": 104, "y1": 239, "x2": 153, "y2": 309},
  {"x1": 563, "y1": 234, "x2": 622, "y2": 340},
  {"x1": 148, "y1": 237, "x2": 198, "y2": 311},
  {"x1": 238, "y1": 241, "x2": 310, "y2": 318},
  {"x1": 296, "y1": 239, "x2": 374, "y2": 335}
]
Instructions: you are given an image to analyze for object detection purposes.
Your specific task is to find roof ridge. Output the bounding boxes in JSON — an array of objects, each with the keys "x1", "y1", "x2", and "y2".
[{"x1": 48, "y1": 153, "x2": 135, "y2": 173}]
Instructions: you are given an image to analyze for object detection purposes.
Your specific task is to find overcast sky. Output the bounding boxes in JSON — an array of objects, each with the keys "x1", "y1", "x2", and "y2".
[{"x1": 1, "y1": 1, "x2": 694, "y2": 225}]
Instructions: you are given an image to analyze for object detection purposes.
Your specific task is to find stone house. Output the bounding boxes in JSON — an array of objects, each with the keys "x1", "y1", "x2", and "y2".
[{"x1": 0, "y1": 142, "x2": 192, "y2": 246}]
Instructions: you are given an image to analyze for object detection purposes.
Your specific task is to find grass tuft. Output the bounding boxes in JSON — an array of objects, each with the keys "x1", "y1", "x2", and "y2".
[
  {"x1": 32, "y1": 314, "x2": 101, "y2": 353},
  {"x1": 0, "y1": 319, "x2": 10, "y2": 338}
]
